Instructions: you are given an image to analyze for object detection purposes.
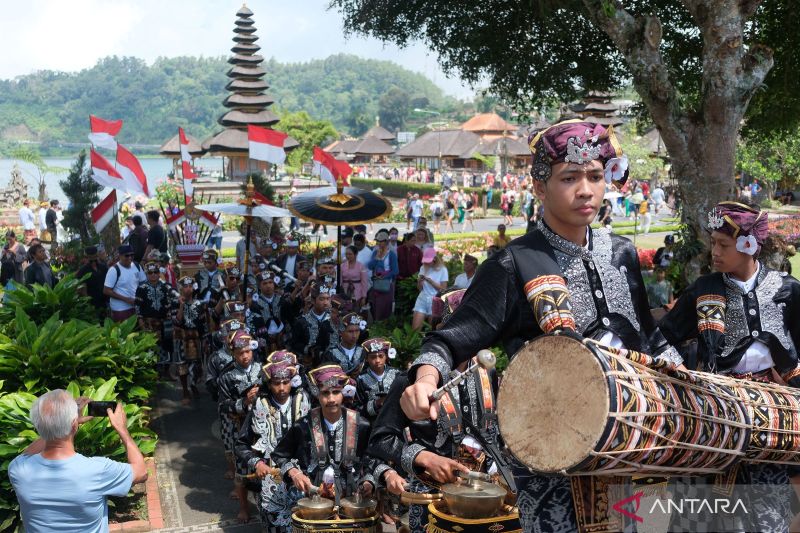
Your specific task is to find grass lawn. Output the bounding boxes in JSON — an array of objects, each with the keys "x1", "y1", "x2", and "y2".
[{"x1": 791, "y1": 254, "x2": 800, "y2": 276}]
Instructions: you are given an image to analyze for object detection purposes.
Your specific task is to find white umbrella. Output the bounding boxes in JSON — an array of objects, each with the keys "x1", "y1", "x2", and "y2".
[
  {"x1": 194, "y1": 179, "x2": 291, "y2": 296},
  {"x1": 195, "y1": 202, "x2": 291, "y2": 218}
]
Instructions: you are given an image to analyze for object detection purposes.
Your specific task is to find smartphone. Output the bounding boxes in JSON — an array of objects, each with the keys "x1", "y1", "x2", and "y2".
[{"x1": 87, "y1": 401, "x2": 117, "y2": 417}]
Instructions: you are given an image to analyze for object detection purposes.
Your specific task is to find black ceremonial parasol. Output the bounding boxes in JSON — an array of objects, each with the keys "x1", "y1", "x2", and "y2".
[{"x1": 289, "y1": 179, "x2": 392, "y2": 286}]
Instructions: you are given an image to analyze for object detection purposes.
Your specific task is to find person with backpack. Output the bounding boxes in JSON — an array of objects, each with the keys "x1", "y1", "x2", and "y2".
[
  {"x1": 103, "y1": 245, "x2": 146, "y2": 322},
  {"x1": 429, "y1": 195, "x2": 444, "y2": 233},
  {"x1": 128, "y1": 216, "x2": 149, "y2": 263}
]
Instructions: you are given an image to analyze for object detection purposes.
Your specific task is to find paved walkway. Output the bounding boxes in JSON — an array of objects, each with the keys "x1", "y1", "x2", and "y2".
[{"x1": 151, "y1": 380, "x2": 261, "y2": 532}]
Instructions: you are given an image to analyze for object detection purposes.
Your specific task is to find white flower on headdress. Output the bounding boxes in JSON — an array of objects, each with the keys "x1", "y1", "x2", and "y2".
[
  {"x1": 249, "y1": 340, "x2": 259, "y2": 350},
  {"x1": 159, "y1": 267, "x2": 166, "y2": 274},
  {"x1": 603, "y1": 156, "x2": 628, "y2": 184},
  {"x1": 217, "y1": 258, "x2": 223, "y2": 265},
  {"x1": 252, "y1": 293, "x2": 259, "y2": 302},
  {"x1": 273, "y1": 276, "x2": 281, "y2": 285},
  {"x1": 358, "y1": 320, "x2": 367, "y2": 330},
  {"x1": 342, "y1": 384, "x2": 357, "y2": 398},
  {"x1": 388, "y1": 347, "x2": 397, "y2": 360},
  {"x1": 291, "y1": 374, "x2": 302, "y2": 388},
  {"x1": 736, "y1": 235, "x2": 759, "y2": 256},
  {"x1": 192, "y1": 282, "x2": 199, "y2": 290}
]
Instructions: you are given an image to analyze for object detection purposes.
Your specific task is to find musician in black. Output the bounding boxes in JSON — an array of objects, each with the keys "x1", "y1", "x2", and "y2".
[
  {"x1": 399, "y1": 120, "x2": 679, "y2": 533},
  {"x1": 248, "y1": 272, "x2": 289, "y2": 357},
  {"x1": 289, "y1": 283, "x2": 335, "y2": 369},
  {"x1": 195, "y1": 248, "x2": 225, "y2": 303},
  {"x1": 234, "y1": 351, "x2": 311, "y2": 532},
  {"x1": 321, "y1": 312, "x2": 368, "y2": 379},
  {"x1": 212, "y1": 267, "x2": 244, "y2": 323},
  {"x1": 135, "y1": 261, "x2": 178, "y2": 375},
  {"x1": 174, "y1": 276, "x2": 207, "y2": 403},
  {"x1": 271, "y1": 364, "x2": 377, "y2": 508},
  {"x1": 356, "y1": 337, "x2": 401, "y2": 422},
  {"x1": 218, "y1": 329, "x2": 263, "y2": 523}
]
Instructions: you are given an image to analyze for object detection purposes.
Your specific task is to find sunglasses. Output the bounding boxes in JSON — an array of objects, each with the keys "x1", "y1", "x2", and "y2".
[
  {"x1": 123, "y1": 253, "x2": 134, "y2": 257},
  {"x1": 148, "y1": 271, "x2": 159, "y2": 275}
]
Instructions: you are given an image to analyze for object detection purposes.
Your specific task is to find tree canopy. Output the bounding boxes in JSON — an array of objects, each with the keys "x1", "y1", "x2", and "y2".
[{"x1": 0, "y1": 54, "x2": 457, "y2": 147}]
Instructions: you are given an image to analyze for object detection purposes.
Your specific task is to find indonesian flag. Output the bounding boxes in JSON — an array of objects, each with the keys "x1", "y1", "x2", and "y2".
[
  {"x1": 90, "y1": 149, "x2": 125, "y2": 189},
  {"x1": 198, "y1": 211, "x2": 219, "y2": 229},
  {"x1": 248, "y1": 125, "x2": 288, "y2": 165},
  {"x1": 179, "y1": 127, "x2": 196, "y2": 203},
  {"x1": 88, "y1": 115, "x2": 123, "y2": 150},
  {"x1": 90, "y1": 189, "x2": 117, "y2": 233},
  {"x1": 312, "y1": 146, "x2": 337, "y2": 186},
  {"x1": 333, "y1": 159, "x2": 353, "y2": 186},
  {"x1": 253, "y1": 190, "x2": 274, "y2": 206},
  {"x1": 116, "y1": 144, "x2": 150, "y2": 197},
  {"x1": 166, "y1": 209, "x2": 186, "y2": 231}
]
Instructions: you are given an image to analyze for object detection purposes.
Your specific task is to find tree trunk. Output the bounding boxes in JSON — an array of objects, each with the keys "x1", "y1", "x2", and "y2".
[{"x1": 584, "y1": 0, "x2": 773, "y2": 245}]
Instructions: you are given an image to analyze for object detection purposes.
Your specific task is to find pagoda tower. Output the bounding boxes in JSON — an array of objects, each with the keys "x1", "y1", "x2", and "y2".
[{"x1": 204, "y1": 4, "x2": 297, "y2": 179}]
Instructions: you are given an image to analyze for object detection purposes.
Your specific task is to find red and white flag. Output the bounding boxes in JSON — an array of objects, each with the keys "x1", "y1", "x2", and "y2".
[
  {"x1": 166, "y1": 209, "x2": 186, "y2": 231},
  {"x1": 248, "y1": 125, "x2": 288, "y2": 165},
  {"x1": 312, "y1": 146, "x2": 337, "y2": 186},
  {"x1": 198, "y1": 211, "x2": 219, "y2": 230},
  {"x1": 253, "y1": 190, "x2": 274, "y2": 206},
  {"x1": 116, "y1": 144, "x2": 150, "y2": 197},
  {"x1": 88, "y1": 115, "x2": 123, "y2": 150},
  {"x1": 179, "y1": 127, "x2": 196, "y2": 203},
  {"x1": 333, "y1": 159, "x2": 353, "y2": 187},
  {"x1": 91, "y1": 189, "x2": 117, "y2": 233},
  {"x1": 90, "y1": 149, "x2": 125, "y2": 189}
]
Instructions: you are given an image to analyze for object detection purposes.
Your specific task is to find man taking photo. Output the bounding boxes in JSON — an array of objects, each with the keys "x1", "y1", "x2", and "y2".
[{"x1": 9, "y1": 389, "x2": 147, "y2": 532}]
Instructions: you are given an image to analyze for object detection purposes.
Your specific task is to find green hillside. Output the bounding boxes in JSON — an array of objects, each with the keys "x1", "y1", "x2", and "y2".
[{"x1": 0, "y1": 53, "x2": 457, "y2": 149}]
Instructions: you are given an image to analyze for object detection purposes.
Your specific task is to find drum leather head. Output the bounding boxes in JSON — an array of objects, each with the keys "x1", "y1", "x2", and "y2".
[{"x1": 497, "y1": 335, "x2": 609, "y2": 473}]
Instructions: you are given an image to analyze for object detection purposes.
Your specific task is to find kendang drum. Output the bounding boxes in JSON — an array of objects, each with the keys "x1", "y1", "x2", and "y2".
[{"x1": 498, "y1": 334, "x2": 754, "y2": 476}]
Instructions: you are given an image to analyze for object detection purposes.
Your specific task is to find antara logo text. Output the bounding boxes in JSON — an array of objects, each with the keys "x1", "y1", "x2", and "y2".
[{"x1": 612, "y1": 491, "x2": 748, "y2": 523}]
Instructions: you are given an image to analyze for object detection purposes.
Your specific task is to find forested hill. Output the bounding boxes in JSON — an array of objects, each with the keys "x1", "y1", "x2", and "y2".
[{"x1": 0, "y1": 54, "x2": 456, "y2": 146}]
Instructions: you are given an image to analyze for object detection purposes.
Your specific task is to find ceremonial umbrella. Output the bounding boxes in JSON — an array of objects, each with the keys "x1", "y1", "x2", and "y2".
[
  {"x1": 196, "y1": 178, "x2": 291, "y2": 297},
  {"x1": 288, "y1": 177, "x2": 392, "y2": 286}
]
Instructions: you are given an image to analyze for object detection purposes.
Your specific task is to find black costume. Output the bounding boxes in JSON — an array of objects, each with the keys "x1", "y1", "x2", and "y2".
[
  {"x1": 195, "y1": 267, "x2": 225, "y2": 303},
  {"x1": 290, "y1": 310, "x2": 334, "y2": 367},
  {"x1": 218, "y1": 361, "x2": 263, "y2": 474},
  {"x1": 234, "y1": 391, "x2": 311, "y2": 531},
  {"x1": 410, "y1": 221, "x2": 678, "y2": 533},
  {"x1": 659, "y1": 263, "x2": 800, "y2": 532},
  {"x1": 248, "y1": 293, "x2": 288, "y2": 353},
  {"x1": 135, "y1": 279, "x2": 178, "y2": 366},
  {"x1": 76, "y1": 261, "x2": 109, "y2": 312},
  {"x1": 271, "y1": 407, "x2": 376, "y2": 507},
  {"x1": 355, "y1": 366, "x2": 401, "y2": 421},
  {"x1": 322, "y1": 344, "x2": 366, "y2": 379},
  {"x1": 369, "y1": 369, "x2": 512, "y2": 531}
]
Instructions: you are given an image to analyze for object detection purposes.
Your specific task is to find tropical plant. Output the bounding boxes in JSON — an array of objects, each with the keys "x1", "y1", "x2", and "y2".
[
  {"x1": 0, "y1": 273, "x2": 94, "y2": 325},
  {"x1": 0, "y1": 378, "x2": 157, "y2": 531},
  {"x1": 9, "y1": 146, "x2": 68, "y2": 201},
  {"x1": 60, "y1": 151, "x2": 102, "y2": 243},
  {"x1": 0, "y1": 310, "x2": 157, "y2": 402}
]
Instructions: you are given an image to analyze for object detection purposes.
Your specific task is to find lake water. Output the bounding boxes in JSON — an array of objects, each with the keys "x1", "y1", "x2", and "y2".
[{"x1": 0, "y1": 156, "x2": 224, "y2": 204}]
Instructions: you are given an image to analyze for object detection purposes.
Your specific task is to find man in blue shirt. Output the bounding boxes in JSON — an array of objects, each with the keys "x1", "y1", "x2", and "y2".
[{"x1": 9, "y1": 390, "x2": 148, "y2": 533}]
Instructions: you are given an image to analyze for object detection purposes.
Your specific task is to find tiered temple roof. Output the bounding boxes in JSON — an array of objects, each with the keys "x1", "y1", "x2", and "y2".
[{"x1": 204, "y1": 5, "x2": 297, "y2": 156}]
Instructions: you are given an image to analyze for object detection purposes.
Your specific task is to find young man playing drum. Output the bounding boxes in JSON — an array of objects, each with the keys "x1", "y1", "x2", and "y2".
[
  {"x1": 235, "y1": 351, "x2": 311, "y2": 532},
  {"x1": 399, "y1": 120, "x2": 681, "y2": 533},
  {"x1": 659, "y1": 201, "x2": 800, "y2": 532}
]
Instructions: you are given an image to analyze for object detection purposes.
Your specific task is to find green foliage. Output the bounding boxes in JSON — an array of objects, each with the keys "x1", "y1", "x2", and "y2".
[
  {"x1": 9, "y1": 146, "x2": 68, "y2": 200},
  {"x1": 621, "y1": 138, "x2": 667, "y2": 184},
  {"x1": 0, "y1": 378, "x2": 157, "y2": 531},
  {"x1": 155, "y1": 176, "x2": 184, "y2": 206},
  {"x1": 368, "y1": 317, "x2": 426, "y2": 369},
  {"x1": 276, "y1": 111, "x2": 338, "y2": 173},
  {"x1": 242, "y1": 172, "x2": 276, "y2": 203},
  {"x1": 470, "y1": 152, "x2": 497, "y2": 170},
  {"x1": 60, "y1": 150, "x2": 102, "y2": 243},
  {"x1": 0, "y1": 54, "x2": 455, "y2": 147},
  {"x1": 737, "y1": 131, "x2": 800, "y2": 191},
  {"x1": 0, "y1": 309, "x2": 157, "y2": 402},
  {"x1": 0, "y1": 274, "x2": 94, "y2": 325},
  {"x1": 378, "y1": 86, "x2": 410, "y2": 132}
]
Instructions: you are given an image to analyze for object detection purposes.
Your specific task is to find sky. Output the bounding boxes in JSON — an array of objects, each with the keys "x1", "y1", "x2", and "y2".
[{"x1": 0, "y1": 0, "x2": 476, "y2": 99}]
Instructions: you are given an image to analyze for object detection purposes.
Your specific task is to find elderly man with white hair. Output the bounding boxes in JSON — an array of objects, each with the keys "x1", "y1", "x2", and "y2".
[{"x1": 8, "y1": 389, "x2": 147, "y2": 533}]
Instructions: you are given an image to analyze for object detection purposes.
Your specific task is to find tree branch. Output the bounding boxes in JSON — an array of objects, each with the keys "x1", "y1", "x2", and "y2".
[{"x1": 582, "y1": 0, "x2": 696, "y2": 175}]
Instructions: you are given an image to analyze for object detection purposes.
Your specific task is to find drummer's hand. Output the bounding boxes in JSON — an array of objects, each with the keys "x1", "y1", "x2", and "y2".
[
  {"x1": 288, "y1": 469, "x2": 313, "y2": 494},
  {"x1": 400, "y1": 366, "x2": 439, "y2": 421},
  {"x1": 245, "y1": 385, "x2": 259, "y2": 406},
  {"x1": 415, "y1": 451, "x2": 469, "y2": 484},
  {"x1": 676, "y1": 363, "x2": 688, "y2": 372},
  {"x1": 359, "y1": 481, "x2": 374, "y2": 498},
  {"x1": 383, "y1": 470, "x2": 406, "y2": 496},
  {"x1": 255, "y1": 460, "x2": 271, "y2": 479}
]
